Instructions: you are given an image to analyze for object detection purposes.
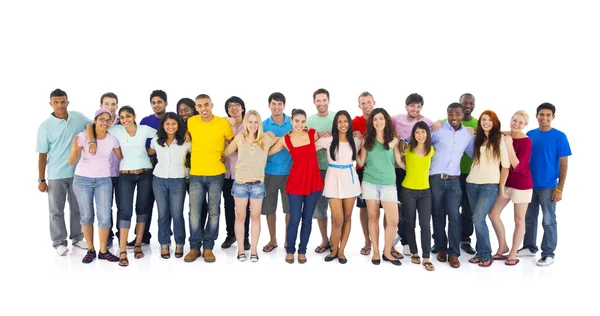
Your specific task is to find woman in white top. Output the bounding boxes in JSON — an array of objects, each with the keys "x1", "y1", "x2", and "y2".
[
  {"x1": 223, "y1": 110, "x2": 277, "y2": 262},
  {"x1": 148, "y1": 112, "x2": 191, "y2": 259}
]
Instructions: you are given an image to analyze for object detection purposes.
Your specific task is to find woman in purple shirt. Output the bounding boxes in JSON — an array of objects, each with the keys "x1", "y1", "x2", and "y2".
[{"x1": 488, "y1": 110, "x2": 532, "y2": 265}]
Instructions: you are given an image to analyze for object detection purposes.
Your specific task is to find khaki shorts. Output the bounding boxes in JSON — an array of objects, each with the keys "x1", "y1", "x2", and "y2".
[{"x1": 501, "y1": 187, "x2": 533, "y2": 204}]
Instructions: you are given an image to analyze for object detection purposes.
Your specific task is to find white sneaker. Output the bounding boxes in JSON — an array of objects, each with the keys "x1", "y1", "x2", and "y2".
[
  {"x1": 73, "y1": 240, "x2": 88, "y2": 250},
  {"x1": 393, "y1": 233, "x2": 401, "y2": 247},
  {"x1": 536, "y1": 257, "x2": 554, "y2": 267},
  {"x1": 516, "y1": 248, "x2": 535, "y2": 257},
  {"x1": 56, "y1": 245, "x2": 69, "y2": 256},
  {"x1": 403, "y1": 244, "x2": 411, "y2": 255}
]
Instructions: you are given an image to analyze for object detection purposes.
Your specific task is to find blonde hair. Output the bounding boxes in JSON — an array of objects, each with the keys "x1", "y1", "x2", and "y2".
[
  {"x1": 512, "y1": 110, "x2": 529, "y2": 125},
  {"x1": 243, "y1": 110, "x2": 265, "y2": 149}
]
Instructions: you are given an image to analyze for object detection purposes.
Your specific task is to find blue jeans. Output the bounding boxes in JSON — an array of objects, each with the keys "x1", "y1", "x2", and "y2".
[
  {"x1": 395, "y1": 168, "x2": 408, "y2": 246},
  {"x1": 153, "y1": 177, "x2": 186, "y2": 248},
  {"x1": 73, "y1": 175, "x2": 113, "y2": 228},
  {"x1": 430, "y1": 177, "x2": 462, "y2": 257},
  {"x1": 286, "y1": 191, "x2": 322, "y2": 254},
  {"x1": 117, "y1": 170, "x2": 152, "y2": 229},
  {"x1": 523, "y1": 188, "x2": 557, "y2": 258},
  {"x1": 466, "y1": 183, "x2": 499, "y2": 261},
  {"x1": 189, "y1": 174, "x2": 225, "y2": 250}
]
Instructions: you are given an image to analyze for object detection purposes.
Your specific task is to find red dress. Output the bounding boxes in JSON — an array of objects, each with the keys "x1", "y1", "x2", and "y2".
[{"x1": 285, "y1": 128, "x2": 324, "y2": 195}]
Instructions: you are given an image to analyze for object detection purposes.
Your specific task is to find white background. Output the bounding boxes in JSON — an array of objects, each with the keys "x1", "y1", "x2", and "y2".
[{"x1": 2, "y1": 0, "x2": 597, "y2": 315}]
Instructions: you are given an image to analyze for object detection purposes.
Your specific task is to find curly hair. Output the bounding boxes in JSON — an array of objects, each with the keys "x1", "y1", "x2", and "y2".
[{"x1": 156, "y1": 112, "x2": 186, "y2": 147}]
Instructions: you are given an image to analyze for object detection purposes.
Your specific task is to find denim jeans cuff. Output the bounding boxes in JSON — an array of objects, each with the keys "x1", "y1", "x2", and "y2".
[
  {"x1": 161, "y1": 244, "x2": 169, "y2": 249},
  {"x1": 176, "y1": 244, "x2": 184, "y2": 248},
  {"x1": 136, "y1": 214, "x2": 149, "y2": 223},
  {"x1": 118, "y1": 220, "x2": 132, "y2": 229}
]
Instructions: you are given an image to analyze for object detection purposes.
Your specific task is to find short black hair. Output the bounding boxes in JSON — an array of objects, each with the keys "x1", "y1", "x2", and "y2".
[
  {"x1": 536, "y1": 102, "x2": 555, "y2": 115},
  {"x1": 313, "y1": 88, "x2": 330, "y2": 101},
  {"x1": 177, "y1": 98, "x2": 198, "y2": 115},
  {"x1": 447, "y1": 102, "x2": 463, "y2": 112},
  {"x1": 224, "y1": 96, "x2": 246, "y2": 118},
  {"x1": 268, "y1": 92, "x2": 286, "y2": 104},
  {"x1": 405, "y1": 93, "x2": 424, "y2": 106},
  {"x1": 150, "y1": 90, "x2": 167, "y2": 103},
  {"x1": 50, "y1": 89, "x2": 68, "y2": 100},
  {"x1": 195, "y1": 94, "x2": 211, "y2": 101}
]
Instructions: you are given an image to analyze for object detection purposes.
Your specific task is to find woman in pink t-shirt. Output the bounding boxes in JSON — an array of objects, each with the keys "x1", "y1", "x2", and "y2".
[{"x1": 68, "y1": 109, "x2": 123, "y2": 264}]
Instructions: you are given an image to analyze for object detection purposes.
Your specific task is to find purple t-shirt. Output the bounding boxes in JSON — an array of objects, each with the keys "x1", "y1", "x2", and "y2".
[{"x1": 74, "y1": 132, "x2": 120, "y2": 178}]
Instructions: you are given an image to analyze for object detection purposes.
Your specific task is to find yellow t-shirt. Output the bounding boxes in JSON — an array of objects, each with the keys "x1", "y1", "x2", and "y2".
[
  {"x1": 402, "y1": 145, "x2": 435, "y2": 190},
  {"x1": 188, "y1": 115, "x2": 234, "y2": 176}
]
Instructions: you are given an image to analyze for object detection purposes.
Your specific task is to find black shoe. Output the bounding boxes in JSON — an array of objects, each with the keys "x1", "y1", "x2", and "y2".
[
  {"x1": 383, "y1": 255, "x2": 402, "y2": 266},
  {"x1": 461, "y1": 243, "x2": 476, "y2": 255},
  {"x1": 431, "y1": 243, "x2": 438, "y2": 254},
  {"x1": 126, "y1": 240, "x2": 149, "y2": 249},
  {"x1": 371, "y1": 259, "x2": 381, "y2": 265},
  {"x1": 324, "y1": 255, "x2": 337, "y2": 262},
  {"x1": 221, "y1": 236, "x2": 236, "y2": 249},
  {"x1": 244, "y1": 239, "x2": 251, "y2": 251},
  {"x1": 338, "y1": 257, "x2": 348, "y2": 264}
]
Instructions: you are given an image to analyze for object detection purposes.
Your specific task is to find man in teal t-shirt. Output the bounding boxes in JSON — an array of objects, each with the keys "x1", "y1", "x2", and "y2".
[{"x1": 306, "y1": 88, "x2": 335, "y2": 254}]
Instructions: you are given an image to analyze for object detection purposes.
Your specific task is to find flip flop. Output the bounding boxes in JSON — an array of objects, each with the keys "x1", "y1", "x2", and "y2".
[
  {"x1": 360, "y1": 247, "x2": 371, "y2": 256},
  {"x1": 315, "y1": 244, "x2": 331, "y2": 253},
  {"x1": 262, "y1": 244, "x2": 278, "y2": 253},
  {"x1": 505, "y1": 258, "x2": 520, "y2": 266},
  {"x1": 391, "y1": 249, "x2": 404, "y2": 259},
  {"x1": 492, "y1": 254, "x2": 508, "y2": 260}
]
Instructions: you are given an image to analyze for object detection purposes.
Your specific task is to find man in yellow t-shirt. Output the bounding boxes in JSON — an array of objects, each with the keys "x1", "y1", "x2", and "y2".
[{"x1": 184, "y1": 94, "x2": 234, "y2": 263}]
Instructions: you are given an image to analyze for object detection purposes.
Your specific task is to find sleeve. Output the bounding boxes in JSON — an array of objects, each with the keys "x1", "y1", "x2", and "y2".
[
  {"x1": 315, "y1": 136, "x2": 332, "y2": 150},
  {"x1": 150, "y1": 136, "x2": 158, "y2": 149},
  {"x1": 465, "y1": 135, "x2": 475, "y2": 158},
  {"x1": 429, "y1": 146, "x2": 435, "y2": 158},
  {"x1": 512, "y1": 138, "x2": 531, "y2": 174},
  {"x1": 184, "y1": 141, "x2": 192, "y2": 153},
  {"x1": 78, "y1": 111, "x2": 92, "y2": 125},
  {"x1": 35, "y1": 125, "x2": 49, "y2": 153},
  {"x1": 224, "y1": 120, "x2": 234, "y2": 141},
  {"x1": 145, "y1": 126, "x2": 158, "y2": 138},
  {"x1": 112, "y1": 136, "x2": 120, "y2": 149},
  {"x1": 558, "y1": 132, "x2": 572, "y2": 157},
  {"x1": 499, "y1": 137, "x2": 510, "y2": 168},
  {"x1": 431, "y1": 130, "x2": 439, "y2": 144},
  {"x1": 76, "y1": 132, "x2": 86, "y2": 147}
]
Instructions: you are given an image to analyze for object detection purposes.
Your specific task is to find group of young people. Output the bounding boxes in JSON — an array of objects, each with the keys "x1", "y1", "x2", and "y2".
[{"x1": 36, "y1": 88, "x2": 571, "y2": 269}]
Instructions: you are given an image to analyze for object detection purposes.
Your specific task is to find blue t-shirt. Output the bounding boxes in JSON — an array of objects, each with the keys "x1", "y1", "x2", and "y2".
[
  {"x1": 262, "y1": 114, "x2": 292, "y2": 175},
  {"x1": 527, "y1": 128, "x2": 571, "y2": 189},
  {"x1": 140, "y1": 114, "x2": 161, "y2": 165},
  {"x1": 36, "y1": 111, "x2": 91, "y2": 180}
]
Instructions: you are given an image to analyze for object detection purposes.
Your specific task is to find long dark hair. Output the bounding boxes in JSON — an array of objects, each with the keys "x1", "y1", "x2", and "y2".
[
  {"x1": 330, "y1": 110, "x2": 356, "y2": 161},
  {"x1": 474, "y1": 110, "x2": 501, "y2": 164},
  {"x1": 157, "y1": 112, "x2": 186, "y2": 147},
  {"x1": 363, "y1": 108, "x2": 395, "y2": 151},
  {"x1": 409, "y1": 121, "x2": 432, "y2": 155},
  {"x1": 118, "y1": 106, "x2": 136, "y2": 126}
]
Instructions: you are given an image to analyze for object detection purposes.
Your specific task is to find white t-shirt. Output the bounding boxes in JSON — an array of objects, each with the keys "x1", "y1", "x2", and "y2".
[{"x1": 150, "y1": 136, "x2": 191, "y2": 178}]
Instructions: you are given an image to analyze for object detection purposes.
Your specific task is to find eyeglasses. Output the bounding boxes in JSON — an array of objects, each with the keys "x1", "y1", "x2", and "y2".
[
  {"x1": 228, "y1": 103, "x2": 242, "y2": 108},
  {"x1": 97, "y1": 118, "x2": 111, "y2": 123}
]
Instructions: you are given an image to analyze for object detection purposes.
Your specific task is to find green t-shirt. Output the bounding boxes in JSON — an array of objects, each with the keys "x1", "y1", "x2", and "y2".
[
  {"x1": 363, "y1": 140, "x2": 396, "y2": 185},
  {"x1": 443, "y1": 116, "x2": 478, "y2": 173},
  {"x1": 307, "y1": 111, "x2": 335, "y2": 170}
]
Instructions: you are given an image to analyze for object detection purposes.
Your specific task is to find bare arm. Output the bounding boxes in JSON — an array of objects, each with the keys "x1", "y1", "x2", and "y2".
[
  {"x1": 38, "y1": 153, "x2": 48, "y2": 192},
  {"x1": 68, "y1": 136, "x2": 83, "y2": 166},
  {"x1": 553, "y1": 157, "x2": 568, "y2": 202},
  {"x1": 394, "y1": 145, "x2": 406, "y2": 170},
  {"x1": 431, "y1": 120, "x2": 443, "y2": 132},
  {"x1": 268, "y1": 137, "x2": 287, "y2": 156},
  {"x1": 498, "y1": 167, "x2": 509, "y2": 197},
  {"x1": 84, "y1": 123, "x2": 98, "y2": 155},
  {"x1": 504, "y1": 136, "x2": 520, "y2": 169},
  {"x1": 223, "y1": 140, "x2": 238, "y2": 156},
  {"x1": 114, "y1": 147, "x2": 124, "y2": 160},
  {"x1": 356, "y1": 146, "x2": 367, "y2": 167}
]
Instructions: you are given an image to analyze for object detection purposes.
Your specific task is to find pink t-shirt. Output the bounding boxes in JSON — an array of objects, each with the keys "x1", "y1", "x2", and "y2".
[
  {"x1": 225, "y1": 123, "x2": 244, "y2": 179},
  {"x1": 74, "y1": 132, "x2": 120, "y2": 178},
  {"x1": 392, "y1": 114, "x2": 434, "y2": 139}
]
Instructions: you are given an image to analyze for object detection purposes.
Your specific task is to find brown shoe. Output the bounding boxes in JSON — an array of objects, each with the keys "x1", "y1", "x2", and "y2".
[
  {"x1": 298, "y1": 254, "x2": 307, "y2": 264},
  {"x1": 436, "y1": 250, "x2": 448, "y2": 262},
  {"x1": 449, "y1": 256, "x2": 460, "y2": 268},
  {"x1": 285, "y1": 254, "x2": 295, "y2": 264},
  {"x1": 184, "y1": 249, "x2": 201, "y2": 262},
  {"x1": 203, "y1": 249, "x2": 216, "y2": 263}
]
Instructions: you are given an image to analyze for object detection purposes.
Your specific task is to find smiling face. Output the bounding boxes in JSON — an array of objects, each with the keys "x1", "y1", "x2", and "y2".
[
  {"x1": 101, "y1": 97, "x2": 118, "y2": 118},
  {"x1": 536, "y1": 109, "x2": 554, "y2": 129},
  {"x1": 227, "y1": 101, "x2": 243, "y2": 119},
  {"x1": 50, "y1": 96, "x2": 69, "y2": 117},
  {"x1": 336, "y1": 114, "x2": 349, "y2": 134},
  {"x1": 269, "y1": 99, "x2": 285, "y2": 117},
  {"x1": 151, "y1": 96, "x2": 167, "y2": 116},
  {"x1": 372, "y1": 113, "x2": 386, "y2": 131},
  {"x1": 178, "y1": 103, "x2": 194, "y2": 122},
  {"x1": 510, "y1": 114, "x2": 527, "y2": 132},
  {"x1": 480, "y1": 114, "x2": 494, "y2": 132},
  {"x1": 292, "y1": 113, "x2": 307, "y2": 132},
  {"x1": 314, "y1": 93, "x2": 329, "y2": 115},
  {"x1": 95, "y1": 113, "x2": 112, "y2": 132},
  {"x1": 163, "y1": 118, "x2": 178, "y2": 136},
  {"x1": 414, "y1": 127, "x2": 427, "y2": 144},
  {"x1": 447, "y1": 107, "x2": 464, "y2": 130},
  {"x1": 358, "y1": 95, "x2": 375, "y2": 116},
  {"x1": 461, "y1": 95, "x2": 475, "y2": 116},
  {"x1": 405, "y1": 102, "x2": 423, "y2": 120},
  {"x1": 195, "y1": 97, "x2": 213, "y2": 119},
  {"x1": 246, "y1": 113, "x2": 260, "y2": 135},
  {"x1": 119, "y1": 111, "x2": 136, "y2": 128}
]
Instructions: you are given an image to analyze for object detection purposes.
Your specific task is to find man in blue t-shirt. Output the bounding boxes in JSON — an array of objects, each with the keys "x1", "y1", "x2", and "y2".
[
  {"x1": 517, "y1": 102, "x2": 571, "y2": 267},
  {"x1": 126, "y1": 90, "x2": 168, "y2": 247}
]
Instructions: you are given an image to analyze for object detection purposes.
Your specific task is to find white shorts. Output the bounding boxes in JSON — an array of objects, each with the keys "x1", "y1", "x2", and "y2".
[{"x1": 502, "y1": 187, "x2": 533, "y2": 204}]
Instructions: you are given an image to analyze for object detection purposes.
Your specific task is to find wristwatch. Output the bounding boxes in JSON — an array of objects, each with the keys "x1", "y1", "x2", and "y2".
[{"x1": 38, "y1": 179, "x2": 46, "y2": 183}]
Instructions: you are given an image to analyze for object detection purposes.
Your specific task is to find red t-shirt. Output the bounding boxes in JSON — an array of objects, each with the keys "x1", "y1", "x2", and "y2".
[
  {"x1": 285, "y1": 129, "x2": 324, "y2": 195},
  {"x1": 353, "y1": 116, "x2": 367, "y2": 170}
]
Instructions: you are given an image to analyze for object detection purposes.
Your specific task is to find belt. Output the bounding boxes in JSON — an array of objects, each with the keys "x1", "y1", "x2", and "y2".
[
  {"x1": 120, "y1": 168, "x2": 151, "y2": 175},
  {"x1": 328, "y1": 163, "x2": 354, "y2": 184},
  {"x1": 431, "y1": 174, "x2": 460, "y2": 180},
  {"x1": 242, "y1": 180, "x2": 262, "y2": 185}
]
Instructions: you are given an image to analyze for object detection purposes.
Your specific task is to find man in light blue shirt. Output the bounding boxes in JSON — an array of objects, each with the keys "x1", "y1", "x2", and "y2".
[
  {"x1": 429, "y1": 102, "x2": 473, "y2": 268},
  {"x1": 261, "y1": 92, "x2": 292, "y2": 253},
  {"x1": 36, "y1": 89, "x2": 91, "y2": 256}
]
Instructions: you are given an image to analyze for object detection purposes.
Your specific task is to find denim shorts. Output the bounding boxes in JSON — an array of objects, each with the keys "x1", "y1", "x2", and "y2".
[
  {"x1": 361, "y1": 181, "x2": 398, "y2": 203},
  {"x1": 232, "y1": 181, "x2": 266, "y2": 199}
]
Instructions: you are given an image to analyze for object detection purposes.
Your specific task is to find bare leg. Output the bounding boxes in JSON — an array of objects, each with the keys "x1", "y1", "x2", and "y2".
[
  {"x1": 234, "y1": 197, "x2": 249, "y2": 255},
  {"x1": 264, "y1": 213, "x2": 277, "y2": 249},
  {"x1": 98, "y1": 228, "x2": 109, "y2": 253},
  {"x1": 360, "y1": 207, "x2": 371, "y2": 252},
  {"x1": 367, "y1": 200, "x2": 381, "y2": 260},
  {"x1": 120, "y1": 228, "x2": 129, "y2": 260},
  {"x1": 249, "y1": 198, "x2": 263, "y2": 255},
  {"x1": 338, "y1": 197, "x2": 355, "y2": 260},
  {"x1": 134, "y1": 222, "x2": 145, "y2": 258},
  {"x1": 328, "y1": 199, "x2": 343, "y2": 257},
  {"x1": 508, "y1": 203, "x2": 528, "y2": 259},
  {"x1": 82, "y1": 225, "x2": 94, "y2": 251},
  {"x1": 489, "y1": 197, "x2": 511, "y2": 255},
  {"x1": 381, "y1": 201, "x2": 399, "y2": 259},
  {"x1": 317, "y1": 216, "x2": 329, "y2": 248}
]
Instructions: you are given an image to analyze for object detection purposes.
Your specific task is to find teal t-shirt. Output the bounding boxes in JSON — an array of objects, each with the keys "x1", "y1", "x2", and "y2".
[
  {"x1": 36, "y1": 111, "x2": 91, "y2": 180},
  {"x1": 108, "y1": 125, "x2": 157, "y2": 170},
  {"x1": 307, "y1": 111, "x2": 335, "y2": 170},
  {"x1": 363, "y1": 140, "x2": 396, "y2": 185}
]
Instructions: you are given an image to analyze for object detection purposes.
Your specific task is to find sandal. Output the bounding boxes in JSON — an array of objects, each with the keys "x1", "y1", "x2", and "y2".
[
  {"x1": 423, "y1": 261, "x2": 435, "y2": 271},
  {"x1": 119, "y1": 251, "x2": 129, "y2": 267},
  {"x1": 360, "y1": 247, "x2": 371, "y2": 256},
  {"x1": 411, "y1": 254, "x2": 421, "y2": 264},
  {"x1": 492, "y1": 254, "x2": 508, "y2": 261},
  {"x1": 391, "y1": 248, "x2": 404, "y2": 259},
  {"x1": 262, "y1": 244, "x2": 278, "y2": 253},
  {"x1": 161, "y1": 247, "x2": 170, "y2": 259},
  {"x1": 468, "y1": 256, "x2": 481, "y2": 264},
  {"x1": 175, "y1": 248, "x2": 184, "y2": 258},
  {"x1": 478, "y1": 259, "x2": 493, "y2": 267},
  {"x1": 505, "y1": 258, "x2": 520, "y2": 266},
  {"x1": 315, "y1": 244, "x2": 331, "y2": 254},
  {"x1": 134, "y1": 244, "x2": 144, "y2": 259}
]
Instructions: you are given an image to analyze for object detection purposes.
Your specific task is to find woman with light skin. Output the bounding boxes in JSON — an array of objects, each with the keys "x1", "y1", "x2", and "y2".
[
  {"x1": 223, "y1": 110, "x2": 277, "y2": 262},
  {"x1": 488, "y1": 111, "x2": 532, "y2": 265},
  {"x1": 316, "y1": 110, "x2": 362, "y2": 264},
  {"x1": 356, "y1": 108, "x2": 405, "y2": 266},
  {"x1": 269, "y1": 109, "x2": 324, "y2": 264},
  {"x1": 147, "y1": 112, "x2": 191, "y2": 259},
  {"x1": 466, "y1": 110, "x2": 510, "y2": 267},
  {"x1": 69, "y1": 109, "x2": 123, "y2": 263}
]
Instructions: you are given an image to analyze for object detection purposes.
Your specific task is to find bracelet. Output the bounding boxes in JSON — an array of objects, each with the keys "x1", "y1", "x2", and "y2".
[
  {"x1": 555, "y1": 188, "x2": 563, "y2": 193},
  {"x1": 88, "y1": 141, "x2": 97, "y2": 145}
]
